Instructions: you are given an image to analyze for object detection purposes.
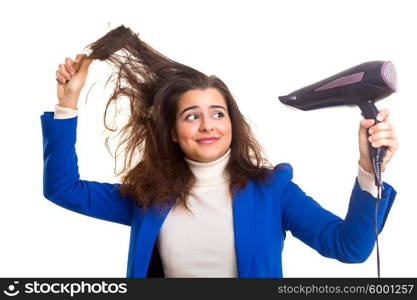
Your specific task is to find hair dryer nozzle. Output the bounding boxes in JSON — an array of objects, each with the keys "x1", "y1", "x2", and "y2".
[{"x1": 278, "y1": 95, "x2": 296, "y2": 103}]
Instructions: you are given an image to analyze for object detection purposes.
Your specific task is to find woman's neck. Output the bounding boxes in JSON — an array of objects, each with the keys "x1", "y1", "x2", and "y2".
[{"x1": 184, "y1": 148, "x2": 231, "y2": 187}]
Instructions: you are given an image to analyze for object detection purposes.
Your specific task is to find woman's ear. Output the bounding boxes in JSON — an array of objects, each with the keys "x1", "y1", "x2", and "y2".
[{"x1": 171, "y1": 127, "x2": 178, "y2": 143}]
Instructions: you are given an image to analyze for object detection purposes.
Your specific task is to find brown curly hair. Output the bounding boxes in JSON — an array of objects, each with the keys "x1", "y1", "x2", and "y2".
[{"x1": 84, "y1": 25, "x2": 280, "y2": 213}]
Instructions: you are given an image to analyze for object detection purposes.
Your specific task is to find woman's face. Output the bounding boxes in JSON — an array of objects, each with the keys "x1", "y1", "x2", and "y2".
[{"x1": 171, "y1": 88, "x2": 232, "y2": 162}]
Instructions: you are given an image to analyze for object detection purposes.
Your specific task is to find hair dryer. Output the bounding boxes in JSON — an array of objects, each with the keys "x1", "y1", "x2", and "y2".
[
  {"x1": 278, "y1": 60, "x2": 398, "y2": 278},
  {"x1": 278, "y1": 61, "x2": 397, "y2": 188}
]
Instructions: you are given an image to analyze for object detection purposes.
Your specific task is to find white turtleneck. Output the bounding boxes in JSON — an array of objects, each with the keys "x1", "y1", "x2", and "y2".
[{"x1": 52, "y1": 104, "x2": 381, "y2": 277}]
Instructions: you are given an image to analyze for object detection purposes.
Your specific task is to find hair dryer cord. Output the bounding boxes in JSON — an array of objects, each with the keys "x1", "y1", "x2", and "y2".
[{"x1": 372, "y1": 157, "x2": 383, "y2": 278}]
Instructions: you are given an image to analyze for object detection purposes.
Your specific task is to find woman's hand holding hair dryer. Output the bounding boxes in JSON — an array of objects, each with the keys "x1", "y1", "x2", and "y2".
[{"x1": 358, "y1": 108, "x2": 399, "y2": 174}]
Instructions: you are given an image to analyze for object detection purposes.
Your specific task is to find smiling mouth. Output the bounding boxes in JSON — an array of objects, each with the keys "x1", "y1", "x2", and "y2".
[{"x1": 197, "y1": 138, "x2": 219, "y2": 144}]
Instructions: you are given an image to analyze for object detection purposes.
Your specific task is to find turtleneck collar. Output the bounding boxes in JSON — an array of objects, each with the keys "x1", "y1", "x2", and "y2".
[{"x1": 184, "y1": 148, "x2": 231, "y2": 187}]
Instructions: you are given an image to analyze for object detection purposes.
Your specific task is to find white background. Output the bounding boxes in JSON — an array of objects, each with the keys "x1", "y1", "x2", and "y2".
[{"x1": 0, "y1": 0, "x2": 415, "y2": 277}]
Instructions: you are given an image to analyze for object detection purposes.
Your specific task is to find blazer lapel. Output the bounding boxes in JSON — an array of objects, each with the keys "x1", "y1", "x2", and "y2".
[
  {"x1": 232, "y1": 181, "x2": 255, "y2": 277},
  {"x1": 134, "y1": 200, "x2": 174, "y2": 276}
]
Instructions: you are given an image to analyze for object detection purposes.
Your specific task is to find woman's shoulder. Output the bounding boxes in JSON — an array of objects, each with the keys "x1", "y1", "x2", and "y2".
[
  {"x1": 249, "y1": 162, "x2": 294, "y2": 188},
  {"x1": 256, "y1": 162, "x2": 294, "y2": 191},
  {"x1": 271, "y1": 162, "x2": 293, "y2": 180},
  {"x1": 245, "y1": 162, "x2": 295, "y2": 202}
]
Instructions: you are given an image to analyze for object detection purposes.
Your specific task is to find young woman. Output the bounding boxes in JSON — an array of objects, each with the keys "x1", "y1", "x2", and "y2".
[{"x1": 42, "y1": 26, "x2": 398, "y2": 278}]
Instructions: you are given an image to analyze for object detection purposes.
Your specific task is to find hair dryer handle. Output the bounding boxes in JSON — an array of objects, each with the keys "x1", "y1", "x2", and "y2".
[{"x1": 358, "y1": 100, "x2": 387, "y2": 186}]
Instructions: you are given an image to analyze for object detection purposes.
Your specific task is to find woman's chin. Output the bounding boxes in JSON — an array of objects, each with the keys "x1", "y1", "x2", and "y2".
[{"x1": 191, "y1": 149, "x2": 226, "y2": 163}]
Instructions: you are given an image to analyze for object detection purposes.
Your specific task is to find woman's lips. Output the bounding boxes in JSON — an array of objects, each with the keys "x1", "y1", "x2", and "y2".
[{"x1": 197, "y1": 138, "x2": 218, "y2": 144}]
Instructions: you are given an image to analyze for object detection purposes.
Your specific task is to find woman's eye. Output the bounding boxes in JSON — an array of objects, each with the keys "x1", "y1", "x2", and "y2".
[
  {"x1": 185, "y1": 113, "x2": 198, "y2": 121},
  {"x1": 213, "y1": 112, "x2": 224, "y2": 118}
]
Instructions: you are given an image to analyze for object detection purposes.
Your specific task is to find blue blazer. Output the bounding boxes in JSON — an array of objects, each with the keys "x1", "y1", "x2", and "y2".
[{"x1": 41, "y1": 112, "x2": 397, "y2": 278}]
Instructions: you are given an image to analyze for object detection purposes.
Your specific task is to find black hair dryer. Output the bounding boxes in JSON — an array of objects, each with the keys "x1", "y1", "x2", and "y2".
[{"x1": 278, "y1": 61, "x2": 397, "y2": 188}]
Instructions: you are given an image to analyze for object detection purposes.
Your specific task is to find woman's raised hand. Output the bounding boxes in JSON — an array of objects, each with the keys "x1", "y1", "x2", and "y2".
[
  {"x1": 56, "y1": 54, "x2": 92, "y2": 109},
  {"x1": 358, "y1": 108, "x2": 399, "y2": 174}
]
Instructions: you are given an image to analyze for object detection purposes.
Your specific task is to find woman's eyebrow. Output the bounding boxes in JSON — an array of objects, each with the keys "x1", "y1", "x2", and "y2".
[{"x1": 179, "y1": 105, "x2": 226, "y2": 116}]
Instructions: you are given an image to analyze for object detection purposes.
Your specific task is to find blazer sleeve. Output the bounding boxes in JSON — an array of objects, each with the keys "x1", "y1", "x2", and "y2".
[
  {"x1": 276, "y1": 163, "x2": 397, "y2": 263},
  {"x1": 41, "y1": 112, "x2": 134, "y2": 226}
]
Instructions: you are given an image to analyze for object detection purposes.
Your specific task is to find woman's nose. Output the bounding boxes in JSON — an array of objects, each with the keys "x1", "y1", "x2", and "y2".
[{"x1": 199, "y1": 116, "x2": 214, "y2": 131}]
